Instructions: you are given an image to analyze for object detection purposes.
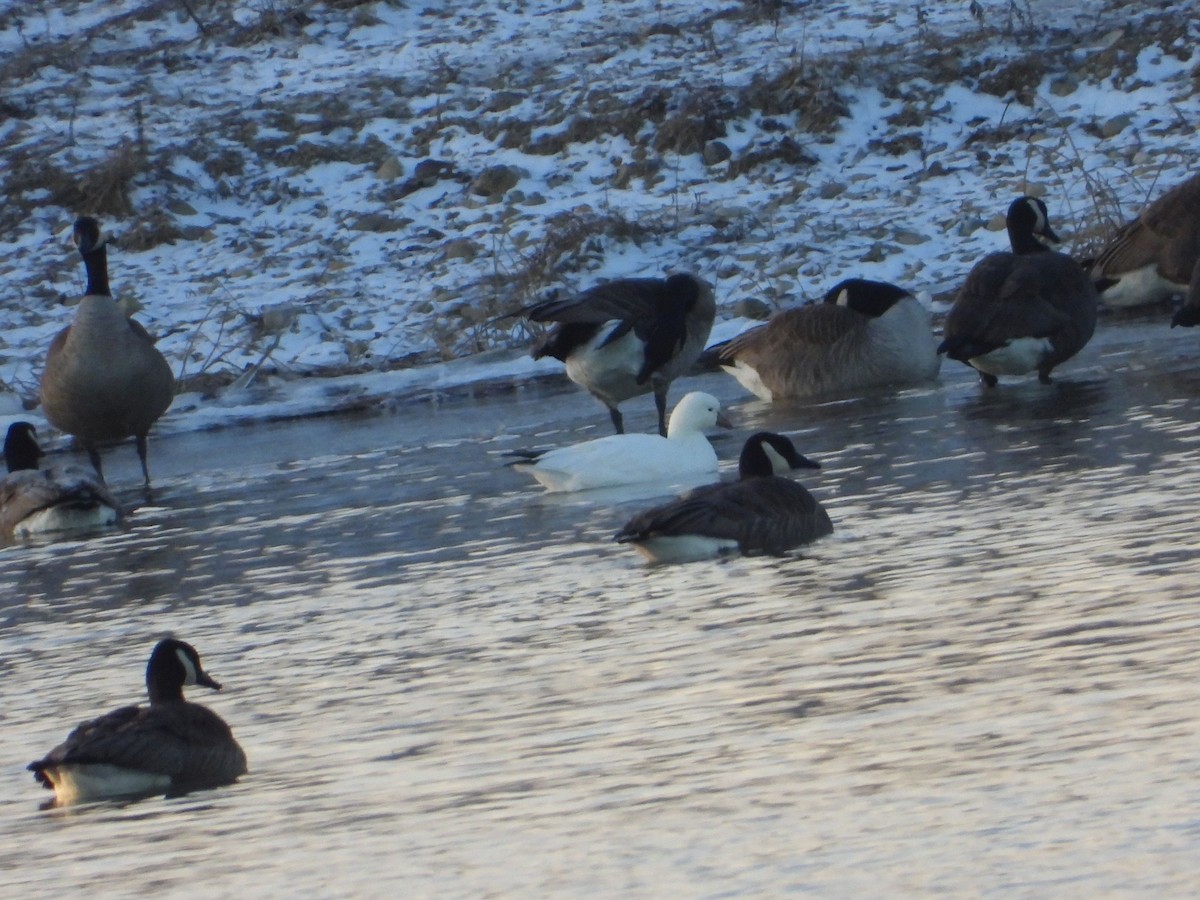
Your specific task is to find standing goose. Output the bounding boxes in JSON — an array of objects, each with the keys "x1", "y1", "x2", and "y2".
[
  {"x1": 614, "y1": 431, "x2": 832, "y2": 564},
  {"x1": 509, "y1": 390, "x2": 730, "y2": 492},
  {"x1": 938, "y1": 196, "x2": 1098, "y2": 386},
  {"x1": 522, "y1": 272, "x2": 715, "y2": 435},
  {"x1": 1, "y1": 421, "x2": 120, "y2": 539},
  {"x1": 28, "y1": 638, "x2": 248, "y2": 806},
  {"x1": 40, "y1": 216, "x2": 175, "y2": 486},
  {"x1": 1085, "y1": 172, "x2": 1200, "y2": 324},
  {"x1": 698, "y1": 278, "x2": 940, "y2": 401}
]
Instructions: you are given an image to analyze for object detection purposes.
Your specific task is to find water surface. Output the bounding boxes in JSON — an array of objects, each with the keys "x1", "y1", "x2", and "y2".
[{"x1": 2, "y1": 315, "x2": 1199, "y2": 896}]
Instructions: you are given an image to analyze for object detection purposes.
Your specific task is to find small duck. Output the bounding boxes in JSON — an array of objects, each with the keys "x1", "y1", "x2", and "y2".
[
  {"x1": 1085, "y1": 172, "x2": 1200, "y2": 324},
  {"x1": 509, "y1": 390, "x2": 730, "y2": 492},
  {"x1": 699, "y1": 278, "x2": 940, "y2": 401},
  {"x1": 28, "y1": 638, "x2": 248, "y2": 806},
  {"x1": 40, "y1": 216, "x2": 175, "y2": 486},
  {"x1": 1, "y1": 421, "x2": 120, "y2": 539},
  {"x1": 521, "y1": 272, "x2": 716, "y2": 435},
  {"x1": 939, "y1": 197, "x2": 1098, "y2": 386},
  {"x1": 614, "y1": 431, "x2": 833, "y2": 564}
]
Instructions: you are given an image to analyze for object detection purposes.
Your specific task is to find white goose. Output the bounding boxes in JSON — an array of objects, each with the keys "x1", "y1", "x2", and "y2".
[{"x1": 509, "y1": 391, "x2": 730, "y2": 492}]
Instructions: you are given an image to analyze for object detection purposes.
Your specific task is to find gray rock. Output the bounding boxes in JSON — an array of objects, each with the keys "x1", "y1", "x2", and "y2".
[
  {"x1": 732, "y1": 297, "x2": 773, "y2": 320},
  {"x1": 376, "y1": 155, "x2": 405, "y2": 181},
  {"x1": 471, "y1": 165, "x2": 521, "y2": 198},
  {"x1": 703, "y1": 140, "x2": 732, "y2": 166},
  {"x1": 1100, "y1": 114, "x2": 1132, "y2": 138}
]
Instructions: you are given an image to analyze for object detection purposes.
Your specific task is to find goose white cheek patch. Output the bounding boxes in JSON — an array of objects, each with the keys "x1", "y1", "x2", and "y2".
[
  {"x1": 762, "y1": 443, "x2": 791, "y2": 474},
  {"x1": 176, "y1": 647, "x2": 199, "y2": 686}
]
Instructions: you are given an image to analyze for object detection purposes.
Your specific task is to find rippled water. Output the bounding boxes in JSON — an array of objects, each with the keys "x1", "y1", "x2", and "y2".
[{"x1": 3, "y1": 316, "x2": 1199, "y2": 896}]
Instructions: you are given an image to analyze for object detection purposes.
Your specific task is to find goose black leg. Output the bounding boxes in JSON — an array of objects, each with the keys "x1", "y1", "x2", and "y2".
[
  {"x1": 653, "y1": 385, "x2": 669, "y2": 437},
  {"x1": 607, "y1": 405, "x2": 625, "y2": 435},
  {"x1": 86, "y1": 445, "x2": 107, "y2": 483},
  {"x1": 135, "y1": 433, "x2": 153, "y2": 488}
]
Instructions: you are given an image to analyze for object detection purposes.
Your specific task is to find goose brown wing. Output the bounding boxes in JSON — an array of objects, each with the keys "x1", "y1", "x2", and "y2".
[
  {"x1": 1, "y1": 472, "x2": 60, "y2": 533},
  {"x1": 618, "y1": 478, "x2": 832, "y2": 555},
  {"x1": 1139, "y1": 174, "x2": 1200, "y2": 239},
  {"x1": 717, "y1": 480, "x2": 833, "y2": 554},
  {"x1": 29, "y1": 703, "x2": 246, "y2": 787},
  {"x1": 1094, "y1": 175, "x2": 1200, "y2": 278},
  {"x1": 948, "y1": 254, "x2": 1077, "y2": 343},
  {"x1": 28, "y1": 705, "x2": 142, "y2": 782},
  {"x1": 1093, "y1": 216, "x2": 1164, "y2": 277},
  {"x1": 718, "y1": 304, "x2": 863, "y2": 363}
]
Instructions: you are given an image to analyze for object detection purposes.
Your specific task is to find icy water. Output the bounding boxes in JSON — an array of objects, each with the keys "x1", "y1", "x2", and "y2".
[{"x1": 2, "y1": 315, "x2": 1199, "y2": 896}]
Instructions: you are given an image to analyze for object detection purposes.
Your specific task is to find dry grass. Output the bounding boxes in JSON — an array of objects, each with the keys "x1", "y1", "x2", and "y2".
[
  {"x1": 741, "y1": 64, "x2": 850, "y2": 133},
  {"x1": 77, "y1": 140, "x2": 145, "y2": 218}
]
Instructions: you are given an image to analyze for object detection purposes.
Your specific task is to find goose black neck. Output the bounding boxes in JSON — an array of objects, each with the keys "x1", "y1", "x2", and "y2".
[
  {"x1": 81, "y1": 243, "x2": 112, "y2": 297},
  {"x1": 3, "y1": 424, "x2": 41, "y2": 472},
  {"x1": 1008, "y1": 227, "x2": 1052, "y2": 256},
  {"x1": 146, "y1": 653, "x2": 186, "y2": 705},
  {"x1": 147, "y1": 671, "x2": 185, "y2": 704}
]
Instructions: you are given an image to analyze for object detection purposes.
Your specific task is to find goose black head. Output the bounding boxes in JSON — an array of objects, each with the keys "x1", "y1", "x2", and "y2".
[
  {"x1": 1007, "y1": 196, "x2": 1061, "y2": 254},
  {"x1": 739, "y1": 431, "x2": 821, "y2": 479},
  {"x1": 823, "y1": 278, "x2": 912, "y2": 318},
  {"x1": 3, "y1": 421, "x2": 43, "y2": 473},
  {"x1": 72, "y1": 216, "x2": 107, "y2": 257},
  {"x1": 146, "y1": 638, "x2": 223, "y2": 704}
]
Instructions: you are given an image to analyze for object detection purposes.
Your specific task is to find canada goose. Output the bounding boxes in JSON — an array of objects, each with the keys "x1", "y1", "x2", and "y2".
[
  {"x1": 614, "y1": 431, "x2": 832, "y2": 563},
  {"x1": 509, "y1": 390, "x2": 730, "y2": 492},
  {"x1": 522, "y1": 272, "x2": 716, "y2": 435},
  {"x1": 938, "y1": 197, "x2": 1098, "y2": 386},
  {"x1": 1, "y1": 421, "x2": 120, "y2": 539},
  {"x1": 40, "y1": 216, "x2": 175, "y2": 487},
  {"x1": 698, "y1": 278, "x2": 940, "y2": 401},
  {"x1": 28, "y1": 638, "x2": 247, "y2": 807},
  {"x1": 1085, "y1": 172, "x2": 1200, "y2": 324}
]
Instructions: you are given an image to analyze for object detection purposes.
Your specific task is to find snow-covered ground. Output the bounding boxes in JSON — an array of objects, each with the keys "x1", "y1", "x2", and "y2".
[{"x1": 0, "y1": 0, "x2": 1196, "y2": 438}]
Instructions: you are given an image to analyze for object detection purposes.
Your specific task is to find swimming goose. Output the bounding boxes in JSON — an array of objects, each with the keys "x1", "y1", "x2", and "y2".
[
  {"x1": 614, "y1": 431, "x2": 832, "y2": 563},
  {"x1": 40, "y1": 216, "x2": 175, "y2": 486},
  {"x1": 1085, "y1": 172, "x2": 1200, "y2": 323},
  {"x1": 510, "y1": 390, "x2": 730, "y2": 492},
  {"x1": 522, "y1": 272, "x2": 716, "y2": 435},
  {"x1": 698, "y1": 278, "x2": 940, "y2": 401},
  {"x1": 1, "y1": 421, "x2": 120, "y2": 539},
  {"x1": 28, "y1": 638, "x2": 247, "y2": 807},
  {"x1": 938, "y1": 197, "x2": 1098, "y2": 386}
]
